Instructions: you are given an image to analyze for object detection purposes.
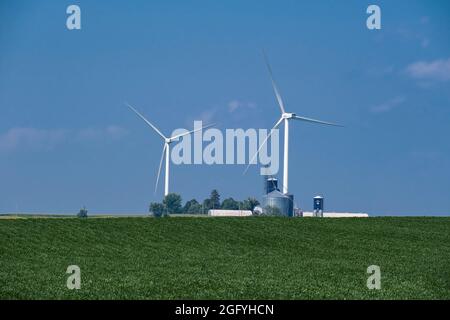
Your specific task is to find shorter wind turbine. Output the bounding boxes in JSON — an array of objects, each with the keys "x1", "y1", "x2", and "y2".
[
  {"x1": 246, "y1": 52, "x2": 343, "y2": 194},
  {"x1": 127, "y1": 103, "x2": 213, "y2": 197}
]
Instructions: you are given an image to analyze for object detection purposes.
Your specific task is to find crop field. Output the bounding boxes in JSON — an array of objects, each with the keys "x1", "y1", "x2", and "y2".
[{"x1": 0, "y1": 216, "x2": 449, "y2": 299}]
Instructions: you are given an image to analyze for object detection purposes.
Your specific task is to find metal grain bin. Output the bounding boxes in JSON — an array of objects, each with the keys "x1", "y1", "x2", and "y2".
[{"x1": 263, "y1": 190, "x2": 293, "y2": 216}]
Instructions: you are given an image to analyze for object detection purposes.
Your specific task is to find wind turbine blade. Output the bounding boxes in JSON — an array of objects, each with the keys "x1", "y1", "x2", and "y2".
[
  {"x1": 293, "y1": 115, "x2": 343, "y2": 127},
  {"x1": 244, "y1": 117, "x2": 283, "y2": 174},
  {"x1": 126, "y1": 103, "x2": 167, "y2": 139},
  {"x1": 262, "y1": 50, "x2": 286, "y2": 114},
  {"x1": 155, "y1": 144, "x2": 167, "y2": 193},
  {"x1": 169, "y1": 123, "x2": 216, "y2": 141}
]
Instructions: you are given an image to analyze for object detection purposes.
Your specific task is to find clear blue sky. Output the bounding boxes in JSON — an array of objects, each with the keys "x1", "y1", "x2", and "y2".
[{"x1": 1, "y1": 0, "x2": 449, "y2": 215}]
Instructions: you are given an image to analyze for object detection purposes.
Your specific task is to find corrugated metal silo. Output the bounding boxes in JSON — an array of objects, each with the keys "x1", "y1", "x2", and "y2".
[{"x1": 263, "y1": 190, "x2": 293, "y2": 216}]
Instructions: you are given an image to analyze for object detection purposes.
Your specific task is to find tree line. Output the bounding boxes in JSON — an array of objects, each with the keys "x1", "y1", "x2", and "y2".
[{"x1": 149, "y1": 189, "x2": 260, "y2": 217}]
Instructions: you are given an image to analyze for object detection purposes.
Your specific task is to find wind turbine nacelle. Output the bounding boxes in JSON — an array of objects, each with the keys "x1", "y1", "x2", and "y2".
[{"x1": 282, "y1": 113, "x2": 296, "y2": 119}]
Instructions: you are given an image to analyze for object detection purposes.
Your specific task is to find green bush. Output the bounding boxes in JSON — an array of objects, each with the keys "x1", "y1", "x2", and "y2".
[
  {"x1": 149, "y1": 202, "x2": 165, "y2": 218},
  {"x1": 77, "y1": 206, "x2": 88, "y2": 218}
]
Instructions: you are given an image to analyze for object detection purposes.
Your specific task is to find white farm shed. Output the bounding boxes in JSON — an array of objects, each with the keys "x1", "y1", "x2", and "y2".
[
  {"x1": 208, "y1": 210, "x2": 253, "y2": 217},
  {"x1": 302, "y1": 212, "x2": 369, "y2": 218}
]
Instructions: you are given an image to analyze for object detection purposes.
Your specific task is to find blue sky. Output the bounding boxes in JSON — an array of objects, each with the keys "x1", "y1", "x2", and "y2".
[{"x1": 1, "y1": 0, "x2": 449, "y2": 215}]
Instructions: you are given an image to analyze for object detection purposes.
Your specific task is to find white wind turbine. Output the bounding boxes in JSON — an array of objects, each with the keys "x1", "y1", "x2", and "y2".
[
  {"x1": 246, "y1": 52, "x2": 343, "y2": 194},
  {"x1": 127, "y1": 103, "x2": 213, "y2": 197}
]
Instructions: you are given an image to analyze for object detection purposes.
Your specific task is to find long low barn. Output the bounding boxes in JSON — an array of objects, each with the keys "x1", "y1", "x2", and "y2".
[
  {"x1": 301, "y1": 212, "x2": 369, "y2": 218},
  {"x1": 208, "y1": 210, "x2": 253, "y2": 217}
]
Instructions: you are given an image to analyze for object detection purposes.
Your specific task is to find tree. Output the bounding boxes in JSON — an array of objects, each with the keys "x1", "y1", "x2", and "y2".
[
  {"x1": 163, "y1": 193, "x2": 183, "y2": 214},
  {"x1": 241, "y1": 197, "x2": 260, "y2": 211},
  {"x1": 187, "y1": 202, "x2": 202, "y2": 214},
  {"x1": 210, "y1": 189, "x2": 220, "y2": 209},
  {"x1": 149, "y1": 202, "x2": 165, "y2": 218},
  {"x1": 202, "y1": 198, "x2": 212, "y2": 214},
  {"x1": 77, "y1": 206, "x2": 88, "y2": 218},
  {"x1": 183, "y1": 199, "x2": 199, "y2": 214},
  {"x1": 221, "y1": 197, "x2": 240, "y2": 210}
]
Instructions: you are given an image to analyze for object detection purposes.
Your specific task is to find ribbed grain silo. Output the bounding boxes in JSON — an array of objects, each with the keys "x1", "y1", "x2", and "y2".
[{"x1": 262, "y1": 190, "x2": 294, "y2": 217}]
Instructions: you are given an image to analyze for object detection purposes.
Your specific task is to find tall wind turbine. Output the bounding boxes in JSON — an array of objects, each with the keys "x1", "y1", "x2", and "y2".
[
  {"x1": 127, "y1": 103, "x2": 213, "y2": 197},
  {"x1": 247, "y1": 52, "x2": 343, "y2": 194}
]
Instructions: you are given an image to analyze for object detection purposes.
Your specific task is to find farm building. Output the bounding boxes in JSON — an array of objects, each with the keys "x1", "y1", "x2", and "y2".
[
  {"x1": 301, "y1": 212, "x2": 369, "y2": 218},
  {"x1": 208, "y1": 210, "x2": 253, "y2": 217}
]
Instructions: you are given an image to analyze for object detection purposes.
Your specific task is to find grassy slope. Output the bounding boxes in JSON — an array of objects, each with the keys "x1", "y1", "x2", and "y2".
[{"x1": 0, "y1": 217, "x2": 449, "y2": 299}]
